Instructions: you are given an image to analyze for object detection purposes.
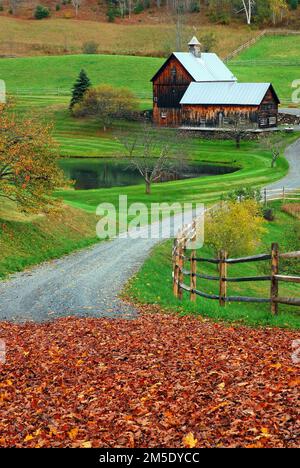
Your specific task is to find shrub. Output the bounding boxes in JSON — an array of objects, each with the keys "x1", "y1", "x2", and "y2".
[
  {"x1": 205, "y1": 200, "x2": 266, "y2": 257},
  {"x1": 34, "y1": 5, "x2": 50, "y2": 20},
  {"x1": 222, "y1": 186, "x2": 262, "y2": 204},
  {"x1": 263, "y1": 208, "x2": 275, "y2": 221},
  {"x1": 288, "y1": 0, "x2": 298, "y2": 10},
  {"x1": 72, "y1": 84, "x2": 139, "y2": 131},
  {"x1": 82, "y1": 41, "x2": 98, "y2": 54},
  {"x1": 134, "y1": 2, "x2": 144, "y2": 14},
  {"x1": 189, "y1": 0, "x2": 200, "y2": 13}
]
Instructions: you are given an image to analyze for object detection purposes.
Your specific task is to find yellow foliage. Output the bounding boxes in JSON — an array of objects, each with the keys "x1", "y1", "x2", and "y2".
[{"x1": 205, "y1": 200, "x2": 266, "y2": 257}]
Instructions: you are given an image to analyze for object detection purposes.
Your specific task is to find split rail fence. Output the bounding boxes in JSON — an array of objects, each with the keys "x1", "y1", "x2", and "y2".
[{"x1": 173, "y1": 221, "x2": 300, "y2": 315}]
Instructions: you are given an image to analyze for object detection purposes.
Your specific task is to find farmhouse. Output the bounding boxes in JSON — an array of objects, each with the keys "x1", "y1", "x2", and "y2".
[{"x1": 151, "y1": 37, "x2": 280, "y2": 129}]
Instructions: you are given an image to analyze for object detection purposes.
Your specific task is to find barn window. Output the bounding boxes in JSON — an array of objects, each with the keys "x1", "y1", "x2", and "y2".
[
  {"x1": 261, "y1": 103, "x2": 276, "y2": 111},
  {"x1": 161, "y1": 112, "x2": 167, "y2": 119},
  {"x1": 171, "y1": 67, "x2": 177, "y2": 83}
]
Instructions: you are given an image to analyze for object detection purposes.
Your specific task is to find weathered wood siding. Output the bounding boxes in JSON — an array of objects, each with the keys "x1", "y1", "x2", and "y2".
[
  {"x1": 152, "y1": 55, "x2": 193, "y2": 126},
  {"x1": 181, "y1": 105, "x2": 259, "y2": 128},
  {"x1": 258, "y1": 88, "x2": 279, "y2": 128}
]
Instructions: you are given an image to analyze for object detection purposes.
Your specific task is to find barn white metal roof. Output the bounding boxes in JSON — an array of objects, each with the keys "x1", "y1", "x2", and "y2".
[
  {"x1": 173, "y1": 52, "x2": 237, "y2": 83},
  {"x1": 180, "y1": 82, "x2": 272, "y2": 105}
]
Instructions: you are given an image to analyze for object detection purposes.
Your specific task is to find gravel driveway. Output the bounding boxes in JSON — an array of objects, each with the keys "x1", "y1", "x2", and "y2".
[
  {"x1": 0, "y1": 138, "x2": 299, "y2": 323},
  {"x1": 0, "y1": 211, "x2": 199, "y2": 322}
]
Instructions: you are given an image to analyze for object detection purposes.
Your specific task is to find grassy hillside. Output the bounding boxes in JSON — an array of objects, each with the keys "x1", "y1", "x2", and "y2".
[
  {"x1": 230, "y1": 35, "x2": 300, "y2": 104},
  {"x1": 0, "y1": 200, "x2": 99, "y2": 279},
  {"x1": 126, "y1": 201, "x2": 300, "y2": 328},
  {"x1": 0, "y1": 16, "x2": 255, "y2": 58},
  {"x1": 0, "y1": 54, "x2": 162, "y2": 99}
]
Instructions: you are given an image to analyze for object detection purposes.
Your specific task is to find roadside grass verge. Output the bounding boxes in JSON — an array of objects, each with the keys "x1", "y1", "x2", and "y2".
[
  {"x1": 0, "y1": 200, "x2": 99, "y2": 279},
  {"x1": 126, "y1": 201, "x2": 300, "y2": 328}
]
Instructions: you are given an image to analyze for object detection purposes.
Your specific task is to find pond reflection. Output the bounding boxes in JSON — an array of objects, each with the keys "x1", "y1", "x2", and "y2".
[{"x1": 59, "y1": 158, "x2": 237, "y2": 190}]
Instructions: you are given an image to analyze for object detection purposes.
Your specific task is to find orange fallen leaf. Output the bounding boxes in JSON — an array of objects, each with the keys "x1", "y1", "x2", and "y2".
[{"x1": 68, "y1": 428, "x2": 79, "y2": 440}]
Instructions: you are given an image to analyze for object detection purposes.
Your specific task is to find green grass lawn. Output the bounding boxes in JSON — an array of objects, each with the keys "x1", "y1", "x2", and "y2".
[
  {"x1": 126, "y1": 201, "x2": 300, "y2": 328},
  {"x1": 229, "y1": 35, "x2": 300, "y2": 105},
  {"x1": 1, "y1": 54, "x2": 162, "y2": 100}
]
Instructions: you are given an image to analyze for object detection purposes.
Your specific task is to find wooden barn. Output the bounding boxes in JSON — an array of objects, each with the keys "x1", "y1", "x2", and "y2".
[{"x1": 151, "y1": 37, "x2": 280, "y2": 129}]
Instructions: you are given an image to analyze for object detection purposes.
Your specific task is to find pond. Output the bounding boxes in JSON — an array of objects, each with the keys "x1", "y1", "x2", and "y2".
[{"x1": 59, "y1": 158, "x2": 238, "y2": 190}]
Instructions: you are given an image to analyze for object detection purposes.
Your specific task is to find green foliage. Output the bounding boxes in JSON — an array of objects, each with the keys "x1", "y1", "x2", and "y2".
[
  {"x1": 34, "y1": 5, "x2": 50, "y2": 20},
  {"x1": 288, "y1": 0, "x2": 299, "y2": 9},
  {"x1": 69, "y1": 69, "x2": 91, "y2": 110},
  {"x1": 222, "y1": 186, "x2": 262, "y2": 203},
  {"x1": 189, "y1": 0, "x2": 200, "y2": 13},
  {"x1": 133, "y1": 2, "x2": 144, "y2": 14},
  {"x1": 280, "y1": 218, "x2": 300, "y2": 274}
]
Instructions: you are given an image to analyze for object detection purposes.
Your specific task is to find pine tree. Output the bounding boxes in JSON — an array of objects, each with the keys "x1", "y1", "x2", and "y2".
[{"x1": 69, "y1": 69, "x2": 91, "y2": 110}]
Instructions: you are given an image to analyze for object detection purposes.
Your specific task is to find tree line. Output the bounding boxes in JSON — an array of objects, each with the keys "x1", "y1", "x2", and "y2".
[
  {"x1": 3, "y1": 0, "x2": 299, "y2": 25},
  {"x1": 106, "y1": 0, "x2": 299, "y2": 25}
]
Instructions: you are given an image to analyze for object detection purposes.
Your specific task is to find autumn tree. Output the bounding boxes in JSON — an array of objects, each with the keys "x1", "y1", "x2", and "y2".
[
  {"x1": 72, "y1": 84, "x2": 139, "y2": 131},
  {"x1": 205, "y1": 200, "x2": 265, "y2": 257},
  {"x1": 0, "y1": 103, "x2": 65, "y2": 213},
  {"x1": 119, "y1": 126, "x2": 188, "y2": 194}
]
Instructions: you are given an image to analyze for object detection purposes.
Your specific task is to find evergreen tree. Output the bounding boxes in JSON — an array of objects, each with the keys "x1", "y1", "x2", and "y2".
[{"x1": 69, "y1": 69, "x2": 91, "y2": 110}]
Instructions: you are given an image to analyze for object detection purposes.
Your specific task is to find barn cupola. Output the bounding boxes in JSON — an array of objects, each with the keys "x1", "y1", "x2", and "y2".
[{"x1": 188, "y1": 36, "x2": 202, "y2": 58}]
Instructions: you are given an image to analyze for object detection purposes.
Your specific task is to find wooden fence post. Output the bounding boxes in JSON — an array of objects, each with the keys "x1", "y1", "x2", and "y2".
[
  {"x1": 190, "y1": 250, "x2": 197, "y2": 302},
  {"x1": 219, "y1": 250, "x2": 227, "y2": 307},
  {"x1": 270, "y1": 243, "x2": 279, "y2": 315},
  {"x1": 264, "y1": 188, "x2": 267, "y2": 206},
  {"x1": 178, "y1": 243, "x2": 184, "y2": 301},
  {"x1": 173, "y1": 240, "x2": 179, "y2": 298}
]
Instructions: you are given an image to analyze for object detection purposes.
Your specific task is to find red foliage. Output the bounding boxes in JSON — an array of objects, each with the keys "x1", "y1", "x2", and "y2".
[{"x1": 0, "y1": 313, "x2": 299, "y2": 448}]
